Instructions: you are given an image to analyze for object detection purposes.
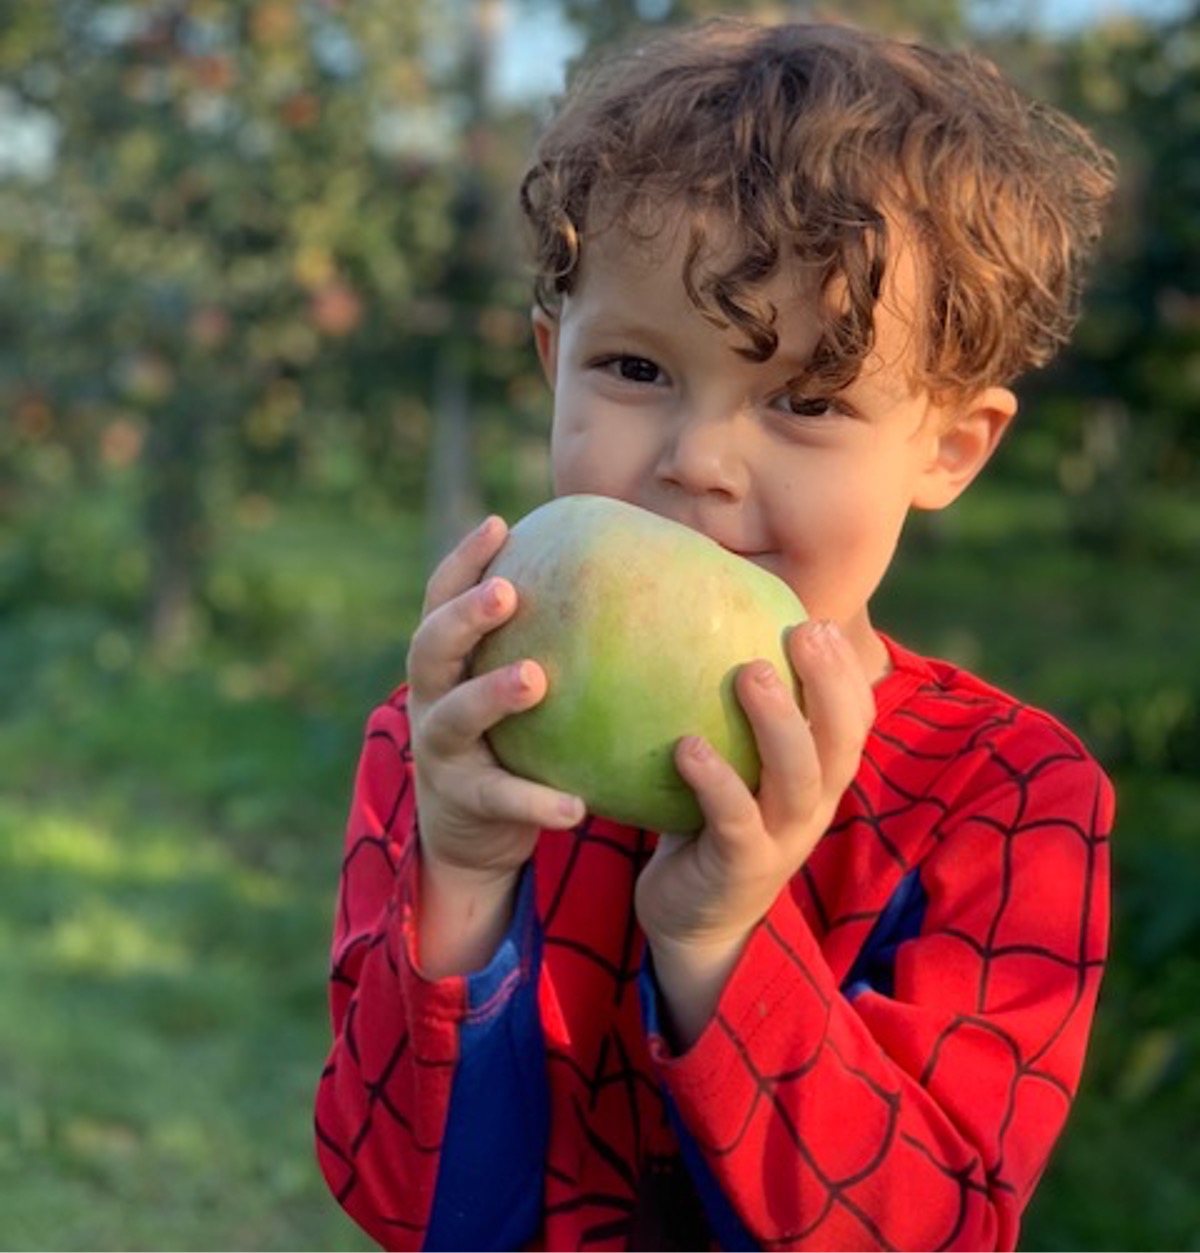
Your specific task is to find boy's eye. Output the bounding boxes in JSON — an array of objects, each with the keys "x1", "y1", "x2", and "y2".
[
  {"x1": 778, "y1": 393, "x2": 835, "y2": 419},
  {"x1": 604, "y1": 355, "x2": 662, "y2": 384}
]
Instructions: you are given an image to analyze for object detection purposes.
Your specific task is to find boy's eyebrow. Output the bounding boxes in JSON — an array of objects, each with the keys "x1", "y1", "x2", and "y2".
[{"x1": 569, "y1": 310, "x2": 680, "y2": 352}]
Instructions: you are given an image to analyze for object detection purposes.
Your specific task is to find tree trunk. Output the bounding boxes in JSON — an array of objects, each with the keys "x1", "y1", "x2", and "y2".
[
  {"x1": 425, "y1": 337, "x2": 482, "y2": 567},
  {"x1": 144, "y1": 406, "x2": 204, "y2": 658}
]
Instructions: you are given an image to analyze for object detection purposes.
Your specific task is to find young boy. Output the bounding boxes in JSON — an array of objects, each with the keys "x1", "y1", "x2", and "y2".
[{"x1": 316, "y1": 18, "x2": 1116, "y2": 1251}]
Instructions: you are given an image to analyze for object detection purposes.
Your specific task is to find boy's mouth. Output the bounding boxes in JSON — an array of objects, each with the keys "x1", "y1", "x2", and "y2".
[
  {"x1": 717, "y1": 544, "x2": 765, "y2": 563},
  {"x1": 703, "y1": 533, "x2": 769, "y2": 560},
  {"x1": 640, "y1": 503, "x2": 773, "y2": 566},
  {"x1": 679, "y1": 524, "x2": 769, "y2": 562},
  {"x1": 715, "y1": 540, "x2": 760, "y2": 557},
  {"x1": 713, "y1": 540, "x2": 781, "y2": 579},
  {"x1": 711, "y1": 542, "x2": 785, "y2": 582}
]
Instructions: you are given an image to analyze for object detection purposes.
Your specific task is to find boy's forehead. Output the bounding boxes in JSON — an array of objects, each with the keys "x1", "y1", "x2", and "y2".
[
  {"x1": 571, "y1": 199, "x2": 929, "y2": 370},
  {"x1": 575, "y1": 200, "x2": 819, "y2": 300},
  {"x1": 578, "y1": 197, "x2": 698, "y2": 267}
]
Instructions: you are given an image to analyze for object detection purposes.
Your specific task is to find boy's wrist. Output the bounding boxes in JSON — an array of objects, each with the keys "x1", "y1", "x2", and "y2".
[
  {"x1": 646, "y1": 929, "x2": 752, "y2": 1052},
  {"x1": 416, "y1": 850, "x2": 522, "y2": 980},
  {"x1": 420, "y1": 845, "x2": 522, "y2": 894}
]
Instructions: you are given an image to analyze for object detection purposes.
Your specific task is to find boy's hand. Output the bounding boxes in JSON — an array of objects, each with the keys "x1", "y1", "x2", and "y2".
[
  {"x1": 405, "y1": 516, "x2": 585, "y2": 975},
  {"x1": 634, "y1": 619, "x2": 875, "y2": 1046}
]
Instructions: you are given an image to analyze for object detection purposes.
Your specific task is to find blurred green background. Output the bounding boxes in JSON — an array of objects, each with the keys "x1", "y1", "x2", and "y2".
[{"x1": 1, "y1": 1, "x2": 1198, "y2": 1249}]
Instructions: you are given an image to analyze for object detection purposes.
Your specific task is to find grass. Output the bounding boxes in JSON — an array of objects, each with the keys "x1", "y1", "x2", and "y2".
[
  {"x1": 0, "y1": 591, "x2": 377, "y2": 1249},
  {"x1": 2, "y1": 479, "x2": 1198, "y2": 1249},
  {"x1": 0, "y1": 806, "x2": 355, "y2": 1249}
]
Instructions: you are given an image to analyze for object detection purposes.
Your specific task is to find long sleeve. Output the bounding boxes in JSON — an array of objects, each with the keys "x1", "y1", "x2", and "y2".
[
  {"x1": 645, "y1": 700, "x2": 1114, "y2": 1251},
  {"x1": 317, "y1": 645, "x2": 1114, "y2": 1251},
  {"x1": 314, "y1": 692, "x2": 547, "y2": 1251}
]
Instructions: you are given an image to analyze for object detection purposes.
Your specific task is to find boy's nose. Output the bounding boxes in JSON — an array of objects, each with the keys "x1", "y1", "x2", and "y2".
[{"x1": 654, "y1": 410, "x2": 748, "y2": 501}]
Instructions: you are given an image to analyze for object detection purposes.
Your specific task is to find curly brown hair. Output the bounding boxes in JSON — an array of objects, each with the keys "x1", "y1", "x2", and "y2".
[{"x1": 519, "y1": 19, "x2": 1116, "y2": 400}]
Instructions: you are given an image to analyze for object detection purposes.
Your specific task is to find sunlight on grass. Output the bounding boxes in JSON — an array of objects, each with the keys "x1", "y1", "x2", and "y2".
[
  {"x1": 2, "y1": 805, "x2": 184, "y2": 881},
  {"x1": 0, "y1": 788, "x2": 371, "y2": 1250},
  {"x1": 48, "y1": 899, "x2": 190, "y2": 977},
  {"x1": 0, "y1": 801, "x2": 289, "y2": 903}
]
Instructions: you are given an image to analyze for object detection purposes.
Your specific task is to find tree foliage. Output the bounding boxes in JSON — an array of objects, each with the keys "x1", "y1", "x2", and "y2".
[
  {"x1": 969, "y1": 6, "x2": 1200, "y2": 550},
  {"x1": 1058, "y1": 8, "x2": 1200, "y2": 484},
  {"x1": 0, "y1": 0, "x2": 542, "y2": 648},
  {"x1": 1, "y1": 0, "x2": 1196, "y2": 651}
]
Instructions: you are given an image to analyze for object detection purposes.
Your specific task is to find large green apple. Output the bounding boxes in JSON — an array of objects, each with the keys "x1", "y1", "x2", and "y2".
[{"x1": 470, "y1": 494, "x2": 807, "y2": 833}]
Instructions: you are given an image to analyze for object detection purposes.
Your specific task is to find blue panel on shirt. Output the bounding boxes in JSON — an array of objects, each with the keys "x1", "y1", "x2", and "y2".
[
  {"x1": 842, "y1": 867, "x2": 928, "y2": 1001},
  {"x1": 424, "y1": 867, "x2": 548, "y2": 1252}
]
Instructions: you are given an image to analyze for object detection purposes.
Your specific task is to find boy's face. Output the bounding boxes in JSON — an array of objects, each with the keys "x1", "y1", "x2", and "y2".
[{"x1": 532, "y1": 213, "x2": 1014, "y2": 678}]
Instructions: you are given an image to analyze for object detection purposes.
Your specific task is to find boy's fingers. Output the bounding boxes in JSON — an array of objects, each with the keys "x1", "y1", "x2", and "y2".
[
  {"x1": 420, "y1": 658, "x2": 548, "y2": 757},
  {"x1": 421, "y1": 515, "x2": 508, "y2": 617},
  {"x1": 733, "y1": 659, "x2": 821, "y2": 826},
  {"x1": 407, "y1": 575, "x2": 518, "y2": 704},
  {"x1": 469, "y1": 765, "x2": 586, "y2": 831},
  {"x1": 672, "y1": 734, "x2": 760, "y2": 846},
  {"x1": 787, "y1": 620, "x2": 875, "y2": 798}
]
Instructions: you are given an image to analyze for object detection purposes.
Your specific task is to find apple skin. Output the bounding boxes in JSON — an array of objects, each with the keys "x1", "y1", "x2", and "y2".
[{"x1": 470, "y1": 494, "x2": 807, "y2": 834}]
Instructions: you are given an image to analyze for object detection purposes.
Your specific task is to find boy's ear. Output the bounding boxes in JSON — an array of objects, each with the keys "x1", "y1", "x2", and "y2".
[
  {"x1": 531, "y1": 306, "x2": 560, "y2": 387},
  {"x1": 913, "y1": 386, "x2": 1018, "y2": 510}
]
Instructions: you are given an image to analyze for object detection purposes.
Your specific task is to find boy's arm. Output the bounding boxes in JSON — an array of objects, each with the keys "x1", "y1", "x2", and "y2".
[
  {"x1": 314, "y1": 693, "x2": 547, "y2": 1252},
  {"x1": 645, "y1": 726, "x2": 1113, "y2": 1252}
]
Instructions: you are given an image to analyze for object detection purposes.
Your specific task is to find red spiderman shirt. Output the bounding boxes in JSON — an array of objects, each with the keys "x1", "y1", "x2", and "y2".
[{"x1": 315, "y1": 635, "x2": 1113, "y2": 1251}]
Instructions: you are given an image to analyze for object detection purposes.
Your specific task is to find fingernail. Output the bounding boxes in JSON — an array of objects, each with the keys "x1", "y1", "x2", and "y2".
[
  {"x1": 511, "y1": 660, "x2": 534, "y2": 692},
  {"x1": 483, "y1": 577, "x2": 509, "y2": 613},
  {"x1": 475, "y1": 514, "x2": 500, "y2": 538},
  {"x1": 749, "y1": 659, "x2": 780, "y2": 689},
  {"x1": 684, "y1": 735, "x2": 712, "y2": 762},
  {"x1": 801, "y1": 619, "x2": 839, "y2": 652},
  {"x1": 559, "y1": 795, "x2": 584, "y2": 821}
]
